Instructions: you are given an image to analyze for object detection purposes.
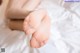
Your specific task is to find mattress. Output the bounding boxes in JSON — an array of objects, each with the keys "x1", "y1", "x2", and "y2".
[{"x1": 0, "y1": 0, "x2": 80, "y2": 53}]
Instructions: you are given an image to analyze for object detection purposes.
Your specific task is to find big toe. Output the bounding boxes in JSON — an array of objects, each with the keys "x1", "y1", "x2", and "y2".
[
  {"x1": 30, "y1": 36, "x2": 48, "y2": 48},
  {"x1": 30, "y1": 37, "x2": 40, "y2": 48}
]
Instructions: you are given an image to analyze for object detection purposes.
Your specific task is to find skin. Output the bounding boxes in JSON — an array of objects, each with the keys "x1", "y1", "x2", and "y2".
[
  {"x1": 25, "y1": 10, "x2": 51, "y2": 48},
  {"x1": 6, "y1": 0, "x2": 51, "y2": 48},
  {"x1": 6, "y1": 0, "x2": 41, "y2": 19},
  {"x1": 7, "y1": 19, "x2": 24, "y2": 31}
]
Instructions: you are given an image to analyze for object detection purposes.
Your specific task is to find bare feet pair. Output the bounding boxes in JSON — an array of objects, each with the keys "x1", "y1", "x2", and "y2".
[{"x1": 23, "y1": 10, "x2": 51, "y2": 48}]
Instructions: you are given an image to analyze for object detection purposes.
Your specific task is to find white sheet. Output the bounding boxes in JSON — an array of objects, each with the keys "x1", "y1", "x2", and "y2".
[{"x1": 0, "y1": 0, "x2": 80, "y2": 53}]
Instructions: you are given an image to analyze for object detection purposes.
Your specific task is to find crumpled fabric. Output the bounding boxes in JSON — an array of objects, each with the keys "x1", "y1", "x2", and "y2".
[{"x1": 0, "y1": 0, "x2": 80, "y2": 53}]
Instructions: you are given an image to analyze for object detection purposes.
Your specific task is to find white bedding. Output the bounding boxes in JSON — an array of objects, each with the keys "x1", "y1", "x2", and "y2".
[{"x1": 0, "y1": 0, "x2": 80, "y2": 53}]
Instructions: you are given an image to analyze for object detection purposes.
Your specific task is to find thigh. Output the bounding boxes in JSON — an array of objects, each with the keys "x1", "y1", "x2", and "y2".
[{"x1": 6, "y1": 0, "x2": 41, "y2": 19}]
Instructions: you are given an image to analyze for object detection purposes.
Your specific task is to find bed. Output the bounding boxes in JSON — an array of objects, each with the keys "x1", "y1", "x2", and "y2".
[{"x1": 0, "y1": 0, "x2": 80, "y2": 53}]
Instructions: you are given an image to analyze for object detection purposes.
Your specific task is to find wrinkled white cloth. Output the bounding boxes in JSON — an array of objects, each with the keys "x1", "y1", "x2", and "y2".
[{"x1": 0, "y1": 0, "x2": 80, "y2": 53}]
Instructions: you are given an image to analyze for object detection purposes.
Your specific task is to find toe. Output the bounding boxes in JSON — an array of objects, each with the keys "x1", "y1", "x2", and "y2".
[
  {"x1": 30, "y1": 37, "x2": 40, "y2": 48},
  {"x1": 32, "y1": 29, "x2": 49, "y2": 48},
  {"x1": 23, "y1": 16, "x2": 35, "y2": 35}
]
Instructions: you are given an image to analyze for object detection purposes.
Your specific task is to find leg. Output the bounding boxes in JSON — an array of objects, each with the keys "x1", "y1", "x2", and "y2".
[
  {"x1": 7, "y1": 19, "x2": 24, "y2": 31},
  {"x1": 6, "y1": 0, "x2": 41, "y2": 19}
]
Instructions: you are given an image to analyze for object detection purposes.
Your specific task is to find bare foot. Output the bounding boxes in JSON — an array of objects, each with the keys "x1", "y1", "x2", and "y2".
[{"x1": 23, "y1": 10, "x2": 51, "y2": 48}]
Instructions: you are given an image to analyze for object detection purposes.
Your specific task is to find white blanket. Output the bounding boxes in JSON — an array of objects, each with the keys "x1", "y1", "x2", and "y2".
[{"x1": 0, "y1": 0, "x2": 80, "y2": 53}]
